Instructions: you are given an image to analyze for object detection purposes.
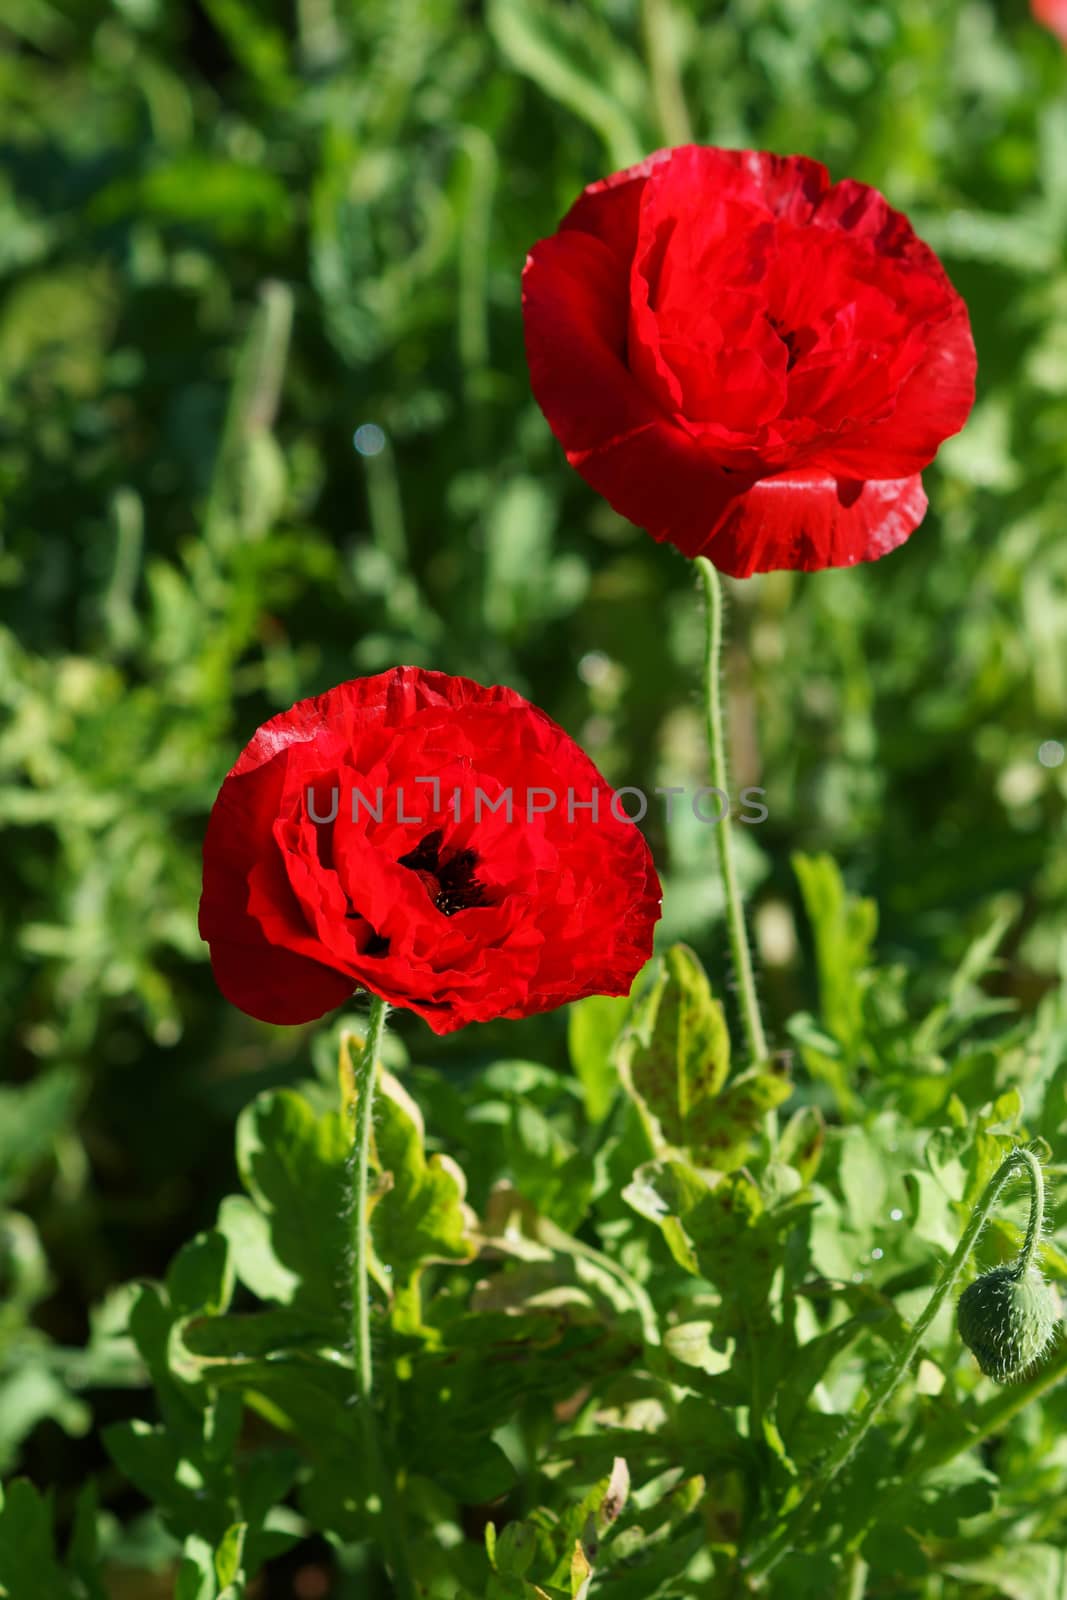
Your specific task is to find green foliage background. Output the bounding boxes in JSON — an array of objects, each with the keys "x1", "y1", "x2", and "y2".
[{"x1": 2, "y1": 0, "x2": 1067, "y2": 1595}]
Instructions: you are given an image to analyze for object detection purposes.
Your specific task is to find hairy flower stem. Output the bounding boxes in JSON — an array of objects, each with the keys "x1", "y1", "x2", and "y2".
[
  {"x1": 696, "y1": 559, "x2": 769, "y2": 1088},
  {"x1": 743, "y1": 1146, "x2": 1046, "y2": 1583},
  {"x1": 347, "y1": 996, "x2": 415, "y2": 1600}
]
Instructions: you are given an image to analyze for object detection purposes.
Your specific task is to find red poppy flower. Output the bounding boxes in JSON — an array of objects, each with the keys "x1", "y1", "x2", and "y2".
[
  {"x1": 523, "y1": 146, "x2": 976, "y2": 577},
  {"x1": 199, "y1": 667, "x2": 661, "y2": 1033},
  {"x1": 1033, "y1": 0, "x2": 1067, "y2": 44}
]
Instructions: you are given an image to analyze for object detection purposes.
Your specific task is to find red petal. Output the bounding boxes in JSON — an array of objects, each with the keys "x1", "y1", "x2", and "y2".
[
  {"x1": 199, "y1": 753, "x2": 358, "y2": 1023},
  {"x1": 208, "y1": 934, "x2": 355, "y2": 1026},
  {"x1": 559, "y1": 149, "x2": 667, "y2": 263},
  {"x1": 813, "y1": 305, "x2": 976, "y2": 478},
  {"x1": 699, "y1": 470, "x2": 928, "y2": 576},
  {"x1": 522, "y1": 228, "x2": 662, "y2": 454},
  {"x1": 523, "y1": 227, "x2": 747, "y2": 538}
]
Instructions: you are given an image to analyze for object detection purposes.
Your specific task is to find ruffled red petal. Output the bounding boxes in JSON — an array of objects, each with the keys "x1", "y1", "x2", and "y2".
[{"x1": 698, "y1": 470, "x2": 928, "y2": 577}]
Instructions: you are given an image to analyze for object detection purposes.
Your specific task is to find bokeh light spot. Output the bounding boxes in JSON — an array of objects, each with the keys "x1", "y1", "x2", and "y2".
[{"x1": 353, "y1": 422, "x2": 386, "y2": 456}]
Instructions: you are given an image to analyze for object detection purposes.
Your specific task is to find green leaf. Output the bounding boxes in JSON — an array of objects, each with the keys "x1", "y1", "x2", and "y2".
[
  {"x1": 621, "y1": 1158, "x2": 709, "y2": 1275},
  {"x1": 620, "y1": 945, "x2": 748, "y2": 1163},
  {"x1": 0, "y1": 1479, "x2": 97, "y2": 1600},
  {"x1": 103, "y1": 1421, "x2": 228, "y2": 1539},
  {"x1": 232, "y1": 1089, "x2": 350, "y2": 1328},
  {"x1": 568, "y1": 993, "x2": 629, "y2": 1124},
  {"x1": 215, "y1": 1521, "x2": 247, "y2": 1590},
  {"x1": 687, "y1": 1066, "x2": 792, "y2": 1171},
  {"x1": 943, "y1": 1545, "x2": 1067, "y2": 1600},
  {"x1": 369, "y1": 1067, "x2": 477, "y2": 1293},
  {"x1": 503, "y1": 1101, "x2": 594, "y2": 1234},
  {"x1": 490, "y1": 1520, "x2": 540, "y2": 1578},
  {"x1": 776, "y1": 1105, "x2": 826, "y2": 1183},
  {"x1": 0, "y1": 1363, "x2": 91, "y2": 1473},
  {"x1": 167, "y1": 1230, "x2": 235, "y2": 1319},
  {"x1": 216, "y1": 1195, "x2": 298, "y2": 1307},
  {"x1": 169, "y1": 1308, "x2": 346, "y2": 1385},
  {"x1": 570, "y1": 1538, "x2": 593, "y2": 1600},
  {"x1": 793, "y1": 853, "x2": 877, "y2": 1061},
  {"x1": 685, "y1": 1174, "x2": 780, "y2": 1306},
  {"x1": 838, "y1": 1128, "x2": 889, "y2": 1234},
  {"x1": 662, "y1": 1321, "x2": 735, "y2": 1376},
  {"x1": 90, "y1": 157, "x2": 293, "y2": 245},
  {"x1": 175, "y1": 1537, "x2": 217, "y2": 1600},
  {"x1": 775, "y1": 1306, "x2": 894, "y2": 1438},
  {"x1": 915, "y1": 904, "x2": 1018, "y2": 1052}
]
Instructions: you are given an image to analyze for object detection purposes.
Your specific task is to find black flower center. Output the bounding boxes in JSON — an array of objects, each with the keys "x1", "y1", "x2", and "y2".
[
  {"x1": 398, "y1": 829, "x2": 488, "y2": 916},
  {"x1": 342, "y1": 829, "x2": 487, "y2": 961}
]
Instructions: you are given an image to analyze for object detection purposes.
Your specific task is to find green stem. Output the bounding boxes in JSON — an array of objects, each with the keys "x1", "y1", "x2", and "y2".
[
  {"x1": 204, "y1": 280, "x2": 293, "y2": 548},
  {"x1": 347, "y1": 997, "x2": 415, "y2": 1600},
  {"x1": 695, "y1": 559, "x2": 768, "y2": 1074},
  {"x1": 743, "y1": 1146, "x2": 1047, "y2": 1583},
  {"x1": 841, "y1": 1550, "x2": 868, "y2": 1600},
  {"x1": 641, "y1": 0, "x2": 693, "y2": 145},
  {"x1": 1019, "y1": 1147, "x2": 1045, "y2": 1275}
]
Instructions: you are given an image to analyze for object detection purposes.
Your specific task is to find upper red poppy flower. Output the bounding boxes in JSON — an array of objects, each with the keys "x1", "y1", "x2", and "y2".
[
  {"x1": 522, "y1": 146, "x2": 976, "y2": 577},
  {"x1": 199, "y1": 667, "x2": 661, "y2": 1034},
  {"x1": 1033, "y1": 0, "x2": 1067, "y2": 44}
]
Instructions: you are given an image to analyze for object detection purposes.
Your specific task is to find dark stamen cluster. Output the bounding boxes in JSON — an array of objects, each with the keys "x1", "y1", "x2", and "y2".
[{"x1": 398, "y1": 828, "x2": 488, "y2": 916}]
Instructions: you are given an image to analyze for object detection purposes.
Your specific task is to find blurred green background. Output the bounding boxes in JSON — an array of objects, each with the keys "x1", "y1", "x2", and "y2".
[{"x1": 1, "y1": 0, "x2": 1066, "y2": 1590}]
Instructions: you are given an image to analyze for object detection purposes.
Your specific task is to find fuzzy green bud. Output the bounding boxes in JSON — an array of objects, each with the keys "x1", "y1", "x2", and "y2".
[{"x1": 957, "y1": 1264, "x2": 1060, "y2": 1383}]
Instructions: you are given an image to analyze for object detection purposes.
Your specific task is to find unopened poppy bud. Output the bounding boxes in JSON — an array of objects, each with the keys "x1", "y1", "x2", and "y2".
[{"x1": 957, "y1": 1264, "x2": 1060, "y2": 1384}]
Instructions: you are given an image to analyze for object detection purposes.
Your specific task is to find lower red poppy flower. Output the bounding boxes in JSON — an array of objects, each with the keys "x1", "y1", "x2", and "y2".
[
  {"x1": 523, "y1": 146, "x2": 976, "y2": 576},
  {"x1": 199, "y1": 667, "x2": 662, "y2": 1033}
]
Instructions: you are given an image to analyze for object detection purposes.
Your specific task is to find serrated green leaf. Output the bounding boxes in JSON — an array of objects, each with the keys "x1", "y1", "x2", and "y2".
[
  {"x1": 216, "y1": 1194, "x2": 299, "y2": 1307},
  {"x1": 167, "y1": 1230, "x2": 235, "y2": 1319},
  {"x1": 684, "y1": 1174, "x2": 781, "y2": 1308},
  {"x1": 687, "y1": 1066, "x2": 792, "y2": 1170},
  {"x1": 369, "y1": 1068, "x2": 477, "y2": 1293},
  {"x1": 622, "y1": 947, "x2": 730, "y2": 1132},
  {"x1": 233, "y1": 1089, "x2": 349, "y2": 1328}
]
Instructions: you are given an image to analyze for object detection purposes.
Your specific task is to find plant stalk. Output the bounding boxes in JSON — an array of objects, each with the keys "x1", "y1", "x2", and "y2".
[
  {"x1": 641, "y1": 0, "x2": 693, "y2": 146},
  {"x1": 347, "y1": 996, "x2": 415, "y2": 1600},
  {"x1": 695, "y1": 558, "x2": 769, "y2": 1078},
  {"x1": 743, "y1": 1146, "x2": 1047, "y2": 1582}
]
